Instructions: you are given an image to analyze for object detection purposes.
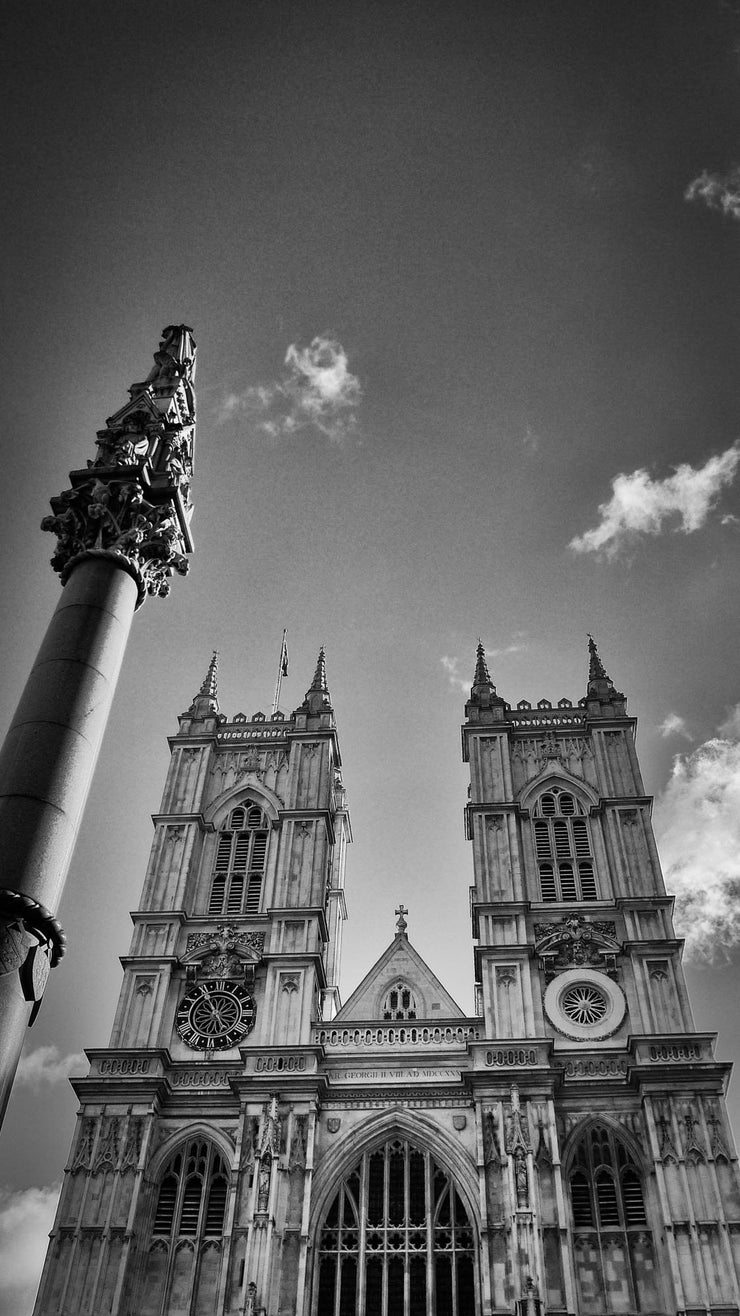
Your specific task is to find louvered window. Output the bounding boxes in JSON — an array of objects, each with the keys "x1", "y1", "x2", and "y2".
[
  {"x1": 317, "y1": 1138, "x2": 476, "y2": 1316},
  {"x1": 569, "y1": 1125, "x2": 655, "y2": 1313},
  {"x1": 143, "y1": 1139, "x2": 229, "y2": 1315},
  {"x1": 208, "y1": 803, "x2": 269, "y2": 917},
  {"x1": 532, "y1": 789, "x2": 598, "y2": 902},
  {"x1": 151, "y1": 1140, "x2": 228, "y2": 1240}
]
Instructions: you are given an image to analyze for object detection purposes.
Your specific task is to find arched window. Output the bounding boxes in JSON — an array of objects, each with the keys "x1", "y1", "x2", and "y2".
[
  {"x1": 208, "y1": 803, "x2": 268, "y2": 916},
  {"x1": 569, "y1": 1125, "x2": 659, "y2": 1314},
  {"x1": 382, "y1": 981, "x2": 418, "y2": 1021},
  {"x1": 139, "y1": 1139, "x2": 229, "y2": 1316},
  {"x1": 532, "y1": 788, "x2": 597, "y2": 903},
  {"x1": 316, "y1": 1138, "x2": 476, "y2": 1316}
]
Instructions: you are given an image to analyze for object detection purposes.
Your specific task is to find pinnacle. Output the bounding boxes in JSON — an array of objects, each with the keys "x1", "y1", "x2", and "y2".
[
  {"x1": 587, "y1": 634, "x2": 608, "y2": 683},
  {"x1": 308, "y1": 646, "x2": 328, "y2": 694},
  {"x1": 199, "y1": 650, "x2": 219, "y2": 700},
  {"x1": 473, "y1": 639, "x2": 493, "y2": 689}
]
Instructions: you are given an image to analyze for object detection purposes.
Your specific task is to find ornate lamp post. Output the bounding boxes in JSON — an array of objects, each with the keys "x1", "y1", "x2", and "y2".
[{"x1": 0, "y1": 325, "x2": 197, "y2": 1128}]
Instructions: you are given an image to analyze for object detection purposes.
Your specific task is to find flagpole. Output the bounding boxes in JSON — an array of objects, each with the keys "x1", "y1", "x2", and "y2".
[{"x1": 271, "y1": 628, "x2": 288, "y2": 717}]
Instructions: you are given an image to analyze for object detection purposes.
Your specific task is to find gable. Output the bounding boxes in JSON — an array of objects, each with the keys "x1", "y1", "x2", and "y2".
[{"x1": 335, "y1": 934, "x2": 465, "y2": 1023}]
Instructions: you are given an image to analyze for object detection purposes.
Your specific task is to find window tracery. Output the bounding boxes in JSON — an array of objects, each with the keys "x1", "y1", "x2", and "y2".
[
  {"x1": 208, "y1": 802, "x2": 268, "y2": 916},
  {"x1": 316, "y1": 1138, "x2": 476, "y2": 1316},
  {"x1": 382, "y1": 981, "x2": 418, "y2": 1021},
  {"x1": 532, "y1": 788, "x2": 597, "y2": 903}
]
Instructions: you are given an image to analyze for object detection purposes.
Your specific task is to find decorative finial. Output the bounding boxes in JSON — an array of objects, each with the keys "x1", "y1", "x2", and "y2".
[
  {"x1": 587, "y1": 633, "x2": 607, "y2": 682},
  {"x1": 309, "y1": 646, "x2": 328, "y2": 694},
  {"x1": 473, "y1": 639, "x2": 493, "y2": 689},
  {"x1": 395, "y1": 903, "x2": 408, "y2": 935},
  {"x1": 41, "y1": 325, "x2": 197, "y2": 607}
]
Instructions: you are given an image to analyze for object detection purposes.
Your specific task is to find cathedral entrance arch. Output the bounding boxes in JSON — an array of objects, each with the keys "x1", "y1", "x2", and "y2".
[{"x1": 312, "y1": 1132, "x2": 478, "y2": 1316}]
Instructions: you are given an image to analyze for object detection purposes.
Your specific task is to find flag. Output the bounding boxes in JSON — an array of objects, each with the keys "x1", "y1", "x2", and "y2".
[{"x1": 281, "y1": 635, "x2": 289, "y2": 677}]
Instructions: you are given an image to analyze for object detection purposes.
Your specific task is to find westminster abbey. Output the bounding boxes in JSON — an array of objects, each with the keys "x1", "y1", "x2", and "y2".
[{"x1": 32, "y1": 638, "x2": 740, "y2": 1315}]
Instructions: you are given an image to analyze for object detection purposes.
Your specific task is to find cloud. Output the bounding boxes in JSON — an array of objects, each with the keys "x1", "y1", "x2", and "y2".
[
  {"x1": 16, "y1": 1045, "x2": 86, "y2": 1086},
  {"x1": 217, "y1": 336, "x2": 362, "y2": 442},
  {"x1": 685, "y1": 166, "x2": 740, "y2": 221},
  {"x1": 0, "y1": 1182, "x2": 60, "y2": 1316},
  {"x1": 654, "y1": 706, "x2": 740, "y2": 960},
  {"x1": 569, "y1": 443, "x2": 740, "y2": 558},
  {"x1": 441, "y1": 643, "x2": 525, "y2": 694},
  {"x1": 658, "y1": 712, "x2": 692, "y2": 741}
]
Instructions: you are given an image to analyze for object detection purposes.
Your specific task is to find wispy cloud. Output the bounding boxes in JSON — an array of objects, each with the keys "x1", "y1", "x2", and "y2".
[
  {"x1": 658, "y1": 712, "x2": 692, "y2": 741},
  {"x1": 441, "y1": 642, "x2": 525, "y2": 694},
  {"x1": 569, "y1": 443, "x2": 740, "y2": 558},
  {"x1": 0, "y1": 1182, "x2": 60, "y2": 1316},
  {"x1": 655, "y1": 704, "x2": 740, "y2": 960},
  {"x1": 16, "y1": 1045, "x2": 86, "y2": 1086},
  {"x1": 218, "y1": 335, "x2": 362, "y2": 442},
  {"x1": 685, "y1": 166, "x2": 740, "y2": 221}
]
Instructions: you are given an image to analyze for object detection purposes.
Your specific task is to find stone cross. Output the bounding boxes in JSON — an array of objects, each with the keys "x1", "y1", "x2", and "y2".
[{"x1": 395, "y1": 904, "x2": 408, "y2": 934}]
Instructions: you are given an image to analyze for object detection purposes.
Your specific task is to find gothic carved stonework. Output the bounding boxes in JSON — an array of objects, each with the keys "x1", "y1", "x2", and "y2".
[
  {"x1": 119, "y1": 1118, "x2": 143, "y2": 1173},
  {"x1": 70, "y1": 1118, "x2": 96, "y2": 1173},
  {"x1": 533, "y1": 914, "x2": 620, "y2": 981},
  {"x1": 42, "y1": 326, "x2": 196, "y2": 605},
  {"x1": 93, "y1": 1117, "x2": 121, "y2": 1174},
  {"x1": 706, "y1": 1105, "x2": 731, "y2": 1163},
  {"x1": 289, "y1": 1115, "x2": 308, "y2": 1171},
  {"x1": 505, "y1": 1087, "x2": 531, "y2": 1209},
  {"x1": 186, "y1": 926, "x2": 265, "y2": 959},
  {"x1": 683, "y1": 1107, "x2": 706, "y2": 1162}
]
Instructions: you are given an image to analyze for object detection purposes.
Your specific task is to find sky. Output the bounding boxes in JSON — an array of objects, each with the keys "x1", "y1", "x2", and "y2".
[{"x1": 2, "y1": 0, "x2": 740, "y2": 1308}]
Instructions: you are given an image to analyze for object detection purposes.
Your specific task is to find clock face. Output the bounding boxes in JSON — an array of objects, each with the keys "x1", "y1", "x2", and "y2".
[{"x1": 176, "y1": 979, "x2": 256, "y2": 1050}]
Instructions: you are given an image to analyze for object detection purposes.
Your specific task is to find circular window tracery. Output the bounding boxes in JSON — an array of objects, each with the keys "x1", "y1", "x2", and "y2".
[
  {"x1": 544, "y1": 968, "x2": 626, "y2": 1041},
  {"x1": 561, "y1": 983, "x2": 608, "y2": 1026}
]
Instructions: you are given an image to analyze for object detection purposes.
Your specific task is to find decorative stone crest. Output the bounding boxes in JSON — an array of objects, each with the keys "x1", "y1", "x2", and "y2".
[
  {"x1": 42, "y1": 326, "x2": 196, "y2": 606},
  {"x1": 0, "y1": 890, "x2": 66, "y2": 1024},
  {"x1": 533, "y1": 914, "x2": 620, "y2": 982}
]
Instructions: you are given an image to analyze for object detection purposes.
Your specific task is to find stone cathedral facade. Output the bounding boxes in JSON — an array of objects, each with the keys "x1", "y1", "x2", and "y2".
[{"x1": 33, "y1": 640, "x2": 740, "y2": 1316}]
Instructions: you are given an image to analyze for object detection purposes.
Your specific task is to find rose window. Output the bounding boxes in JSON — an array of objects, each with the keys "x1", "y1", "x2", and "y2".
[{"x1": 561, "y1": 983, "x2": 608, "y2": 1026}]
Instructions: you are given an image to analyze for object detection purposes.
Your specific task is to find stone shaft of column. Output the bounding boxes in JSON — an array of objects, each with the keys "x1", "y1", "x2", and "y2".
[{"x1": 0, "y1": 556, "x2": 138, "y2": 1125}]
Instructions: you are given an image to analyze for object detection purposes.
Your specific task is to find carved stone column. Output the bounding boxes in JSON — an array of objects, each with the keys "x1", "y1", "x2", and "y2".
[{"x1": 0, "y1": 326, "x2": 196, "y2": 1127}]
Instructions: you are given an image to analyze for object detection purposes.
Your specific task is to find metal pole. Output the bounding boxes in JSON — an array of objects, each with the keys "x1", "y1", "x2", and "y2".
[{"x1": 271, "y1": 629, "x2": 288, "y2": 717}]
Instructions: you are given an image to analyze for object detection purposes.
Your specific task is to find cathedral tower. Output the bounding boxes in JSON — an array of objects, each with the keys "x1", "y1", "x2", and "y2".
[
  {"x1": 32, "y1": 651, "x2": 351, "y2": 1316},
  {"x1": 33, "y1": 640, "x2": 740, "y2": 1316},
  {"x1": 464, "y1": 638, "x2": 740, "y2": 1314}
]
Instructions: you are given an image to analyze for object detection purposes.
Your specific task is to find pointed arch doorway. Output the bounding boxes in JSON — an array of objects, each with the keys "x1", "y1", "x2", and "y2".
[{"x1": 314, "y1": 1135, "x2": 477, "y2": 1316}]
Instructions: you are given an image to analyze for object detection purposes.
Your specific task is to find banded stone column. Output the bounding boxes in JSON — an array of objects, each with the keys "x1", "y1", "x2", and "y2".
[{"x1": 0, "y1": 325, "x2": 197, "y2": 1127}]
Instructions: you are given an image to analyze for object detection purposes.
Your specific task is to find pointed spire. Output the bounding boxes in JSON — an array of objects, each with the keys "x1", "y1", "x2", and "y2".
[
  {"x1": 465, "y1": 639, "x2": 507, "y2": 723},
  {"x1": 308, "y1": 646, "x2": 328, "y2": 694},
  {"x1": 200, "y1": 650, "x2": 219, "y2": 700},
  {"x1": 187, "y1": 650, "x2": 220, "y2": 718},
  {"x1": 299, "y1": 646, "x2": 333, "y2": 718},
  {"x1": 587, "y1": 633, "x2": 607, "y2": 682},
  {"x1": 473, "y1": 639, "x2": 493, "y2": 690},
  {"x1": 584, "y1": 634, "x2": 626, "y2": 714}
]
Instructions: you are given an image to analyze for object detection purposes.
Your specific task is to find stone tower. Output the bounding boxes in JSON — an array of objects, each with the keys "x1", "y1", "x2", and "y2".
[
  {"x1": 33, "y1": 640, "x2": 740, "y2": 1315},
  {"x1": 463, "y1": 637, "x2": 740, "y2": 1314}
]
